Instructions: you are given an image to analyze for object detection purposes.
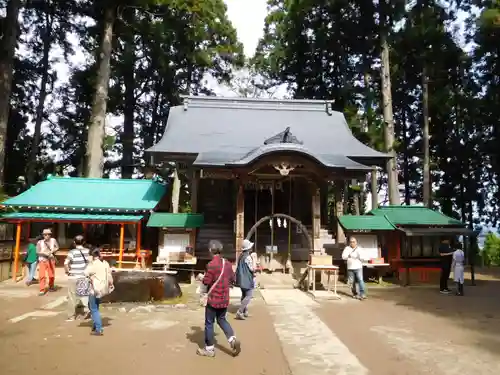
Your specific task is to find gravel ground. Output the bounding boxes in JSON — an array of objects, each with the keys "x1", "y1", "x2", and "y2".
[{"x1": 0, "y1": 283, "x2": 291, "y2": 375}]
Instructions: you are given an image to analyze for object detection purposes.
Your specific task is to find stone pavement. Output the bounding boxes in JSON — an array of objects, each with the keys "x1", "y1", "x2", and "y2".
[
  {"x1": 2, "y1": 273, "x2": 500, "y2": 375},
  {"x1": 261, "y1": 289, "x2": 368, "y2": 375}
]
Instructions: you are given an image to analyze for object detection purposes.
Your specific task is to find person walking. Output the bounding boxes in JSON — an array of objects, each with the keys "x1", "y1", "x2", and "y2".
[
  {"x1": 36, "y1": 228, "x2": 59, "y2": 295},
  {"x1": 197, "y1": 240, "x2": 241, "y2": 358},
  {"x1": 64, "y1": 235, "x2": 90, "y2": 321},
  {"x1": 24, "y1": 237, "x2": 39, "y2": 286},
  {"x1": 235, "y1": 239, "x2": 255, "y2": 320},
  {"x1": 342, "y1": 237, "x2": 367, "y2": 300},
  {"x1": 84, "y1": 248, "x2": 114, "y2": 336},
  {"x1": 439, "y1": 239, "x2": 454, "y2": 294},
  {"x1": 452, "y1": 243, "x2": 465, "y2": 296}
]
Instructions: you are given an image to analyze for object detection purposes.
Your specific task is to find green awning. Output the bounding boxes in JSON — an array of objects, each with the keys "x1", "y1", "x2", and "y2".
[
  {"x1": 369, "y1": 205, "x2": 465, "y2": 226},
  {"x1": 2, "y1": 176, "x2": 167, "y2": 211},
  {"x1": 398, "y1": 227, "x2": 474, "y2": 236},
  {"x1": 0, "y1": 212, "x2": 143, "y2": 223},
  {"x1": 147, "y1": 213, "x2": 204, "y2": 228},
  {"x1": 339, "y1": 215, "x2": 396, "y2": 232}
]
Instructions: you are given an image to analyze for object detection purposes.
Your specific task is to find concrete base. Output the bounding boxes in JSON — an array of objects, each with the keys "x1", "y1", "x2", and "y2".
[
  {"x1": 104, "y1": 270, "x2": 182, "y2": 303},
  {"x1": 307, "y1": 290, "x2": 341, "y2": 300}
]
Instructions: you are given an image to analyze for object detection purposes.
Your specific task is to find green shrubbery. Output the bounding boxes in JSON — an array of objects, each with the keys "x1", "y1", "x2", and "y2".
[{"x1": 482, "y1": 233, "x2": 500, "y2": 266}]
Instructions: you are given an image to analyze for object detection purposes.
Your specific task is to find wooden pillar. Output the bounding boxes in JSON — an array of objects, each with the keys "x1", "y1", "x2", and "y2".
[
  {"x1": 136, "y1": 221, "x2": 142, "y2": 257},
  {"x1": 311, "y1": 184, "x2": 322, "y2": 254},
  {"x1": 335, "y1": 182, "x2": 346, "y2": 244},
  {"x1": 235, "y1": 183, "x2": 245, "y2": 260},
  {"x1": 118, "y1": 223, "x2": 125, "y2": 268},
  {"x1": 190, "y1": 170, "x2": 199, "y2": 253},
  {"x1": 57, "y1": 222, "x2": 65, "y2": 246},
  {"x1": 12, "y1": 223, "x2": 21, "y2": 281}
]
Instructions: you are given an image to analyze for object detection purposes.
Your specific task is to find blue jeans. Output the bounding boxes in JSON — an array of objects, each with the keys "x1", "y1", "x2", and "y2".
[
  {"x1": 204, "y1": 305, "x2": 234, "y2": 347},
  {"x1": 238, "y1": 288, "x2": 253, "y2": 314},
  {"x1": 26, "y1": 262, "x2": 37, "y2": 283},
  {"x1": 347, "y1": 268, "x2": 366, "y2": 297},
  {"x1": 88, "y1": 294, "x2": 102, "y2": 332}
]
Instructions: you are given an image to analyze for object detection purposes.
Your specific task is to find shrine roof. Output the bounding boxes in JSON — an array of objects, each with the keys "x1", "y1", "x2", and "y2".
[
  {"x1": 147, "y1": 96, "x2": 389, "y2": 169},
  {"x1": 2, "y1": 176, "x2": 167, "y2": 212},
  {"x1": 368, "y1": 206, "x2": 466, "y2": 227}
]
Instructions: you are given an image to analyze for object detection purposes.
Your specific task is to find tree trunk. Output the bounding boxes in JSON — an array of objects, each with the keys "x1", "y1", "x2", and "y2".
[
  {"x1": 121, "y1": 8, "x2": 136, "y2": 179},
  {"x1": 402, "y1": 103, "x2": 411, "y2": 205},
  {"x1": 379, "y1": 3, "x2": 400, "y2": 205},
  {"x1": 422, "y1": 66, "x2": 431, "y2": 207},
  {"x1": 27, "y1": 9, "x2": 54, "y2": 186},
  {"x1": 371, "y1": 166, "x2": 378, "y2": 209},
  {"x1": 0, "y1": 0, "x2": 21, "y2": 185},
  {"x1": 86, "y1": 5, "x2": 116, "y2": 178},
  {"x1": 144, "y1": 80, "x2": 162, "y2": 151}
]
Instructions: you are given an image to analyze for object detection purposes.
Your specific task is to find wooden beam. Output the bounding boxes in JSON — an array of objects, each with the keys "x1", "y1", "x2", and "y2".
[
  {"x1": 311, "y1": 184, "x2": 321, "y2": 253},
  {"x1": 118, "y1": 223, "x2": 125, "y2": 268},
  {"x1": 334, "y1": 182, "x2": 346, "y2": 244},
  {"x1": 235, "y1": 184, "x2": 245, "y2": 260},
  {"x1": 190, "y1": 169, "x2": 200, "y2": 254},
  {"x1": 12, "y1": 223, "x2": 21, "y2": 282}
]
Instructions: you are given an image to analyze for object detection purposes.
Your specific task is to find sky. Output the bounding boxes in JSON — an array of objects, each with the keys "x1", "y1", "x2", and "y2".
[{"x1": 224, "y1": 0, "x2": 269, "y2": 57}]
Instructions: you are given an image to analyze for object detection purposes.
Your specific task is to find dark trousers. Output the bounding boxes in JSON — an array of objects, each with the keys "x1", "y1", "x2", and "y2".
[
  {"x1": 238, "y1": 288, "x2": 253, "y2": 314},
  {"x1": 440, "y1": 260, "x2": 451, "y2": 291},
  {"x1": 205, "y1": 304, "x2": 234, "y2": 347}
]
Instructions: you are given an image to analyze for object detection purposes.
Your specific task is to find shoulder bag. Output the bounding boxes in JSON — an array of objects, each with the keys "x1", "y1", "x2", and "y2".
[
  {"x1": 75, "y1": 249, "x2": 91, "y2": 297},
  {"x1": 200, "y1": 259, "x2": 225, "y2": 307}
]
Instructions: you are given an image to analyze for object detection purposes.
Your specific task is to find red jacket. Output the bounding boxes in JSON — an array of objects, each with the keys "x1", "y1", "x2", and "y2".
[{"x1": 203, "y1": 255, "x2": 234, "y2": 309}]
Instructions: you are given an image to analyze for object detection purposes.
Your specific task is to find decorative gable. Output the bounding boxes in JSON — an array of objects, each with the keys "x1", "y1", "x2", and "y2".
[{"x1": 263, "y1": 127, "x2": 303, "y2": 145}]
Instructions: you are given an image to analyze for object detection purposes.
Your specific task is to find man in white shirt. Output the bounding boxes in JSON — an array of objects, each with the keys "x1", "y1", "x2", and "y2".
[
  {"x1": 64, "y1": 235, "x2": 90, "y2": 321},
  {"x1": 342, "y1": 237, "x2": 367, "y2": 300}
]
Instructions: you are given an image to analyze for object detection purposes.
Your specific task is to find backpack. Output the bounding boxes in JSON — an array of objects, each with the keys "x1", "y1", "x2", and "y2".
[{"x1": 91, "y1": 260, "x2": 114, "y2": 298}]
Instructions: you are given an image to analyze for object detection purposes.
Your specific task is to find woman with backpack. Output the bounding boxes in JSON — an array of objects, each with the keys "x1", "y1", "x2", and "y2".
[{"x1": 84, "y1": 248, "x2": 114, "y2": 336}]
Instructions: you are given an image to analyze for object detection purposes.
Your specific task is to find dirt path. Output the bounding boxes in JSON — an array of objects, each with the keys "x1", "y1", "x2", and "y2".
[
  {"x1": 0, "y1": 287, "x2": 291, "y2": 375},
  {"x1": 317, "y1": 284, "x2": 500, "y2": 375}
]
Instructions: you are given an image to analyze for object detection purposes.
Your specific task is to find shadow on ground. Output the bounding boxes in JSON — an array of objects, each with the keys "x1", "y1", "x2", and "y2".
[
  {"x1": 368, "y1": 275, "x2": 500, "y2": 355},
  {"x1": 185, "y1": 325, "x2": 234, "y2": 356},
  {"x1": 78, "y1": 317, "x2": 113, "y2": 329}
]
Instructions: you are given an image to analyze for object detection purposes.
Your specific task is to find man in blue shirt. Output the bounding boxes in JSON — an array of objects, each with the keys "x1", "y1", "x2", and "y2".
[{"x1": 439, "y1": 239, "x2": 454, "y2": 294}]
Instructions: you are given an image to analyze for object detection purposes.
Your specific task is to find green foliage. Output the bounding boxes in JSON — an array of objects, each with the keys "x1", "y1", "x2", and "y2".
[{"x1": 482, "y1": 233, "x2": 500, "y2": 266}]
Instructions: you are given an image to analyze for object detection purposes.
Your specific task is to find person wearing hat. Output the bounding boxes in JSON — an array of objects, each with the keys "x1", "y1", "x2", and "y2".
[
  {"x1": 197, "y1": 239, "x2": 241, "y2": 358},
  {"x1": 36, "y1": 228, "x2": 59, "y2": 295},
  {"x1": 235, "y1": 239, "x2": 255, "y2": 320}
]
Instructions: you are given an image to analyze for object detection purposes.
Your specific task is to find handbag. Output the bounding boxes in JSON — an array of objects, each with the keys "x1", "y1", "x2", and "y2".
[
  {"x1": 200, "y1": 259, "x2": 225, "y2": 307},
  {"x1": 75, "y1": 249, "x2": 90, "y2": 297}
]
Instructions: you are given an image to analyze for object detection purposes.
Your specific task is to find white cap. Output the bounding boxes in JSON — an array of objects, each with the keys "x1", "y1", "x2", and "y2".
[{"x1": 241, "y1": 239, "x2": 254, "y2": 251}]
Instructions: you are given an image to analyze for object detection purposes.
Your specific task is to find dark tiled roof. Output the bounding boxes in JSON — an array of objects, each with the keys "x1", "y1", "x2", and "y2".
[{"x1": 147, "y1": 96, "x2": 389, "y2": 169}]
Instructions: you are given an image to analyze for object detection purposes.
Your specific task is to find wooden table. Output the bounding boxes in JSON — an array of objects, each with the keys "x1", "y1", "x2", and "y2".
[
  {"x1": 306, "y1": 264, "x2": 340, "y2": 300},
  {"x1": 363, "y1": 263, "x2": 390, "y2": 283}
]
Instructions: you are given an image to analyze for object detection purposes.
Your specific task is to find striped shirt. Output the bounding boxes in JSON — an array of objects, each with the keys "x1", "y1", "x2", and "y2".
[{"x1": 64, "y1": 246, "x2": 90, "y2": 278}]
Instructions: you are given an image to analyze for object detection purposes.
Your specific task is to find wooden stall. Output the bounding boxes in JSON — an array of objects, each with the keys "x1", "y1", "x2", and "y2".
[
  {"x1": 146, "y1": 212, "x2": 204, "y2": 271},
  {"x1": 338, "y1": 215, "x2": 394, "y2": 282},
  {"x1": 338, "y1": 206, "x2": 473, "y2": 285},
  {"x1": 1, "y1": 176, "x2": 167, "y2": 280}
]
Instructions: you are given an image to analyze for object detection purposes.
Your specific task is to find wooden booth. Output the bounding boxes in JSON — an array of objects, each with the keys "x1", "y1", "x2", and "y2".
[
  {"x1": 146, "y1": 212, "x2": 204, "y2": 271},
  {"x1": 146, "y1": 96, "x2": 390, "y2": 271},
  {"x1": 338, "y1": 206, "x2": 473, "y2": 285},
  {"x1": 1, "y1": 176, "x2": 167, "y2": 280},
  {"x1": 338, "y1": 215, "x2": 394, "y2": 283}
]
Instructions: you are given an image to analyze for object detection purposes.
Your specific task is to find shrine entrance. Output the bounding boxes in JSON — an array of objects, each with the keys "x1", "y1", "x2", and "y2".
[{"x1": 243, "y1": 178, "x2": 314, "y2": 271}]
